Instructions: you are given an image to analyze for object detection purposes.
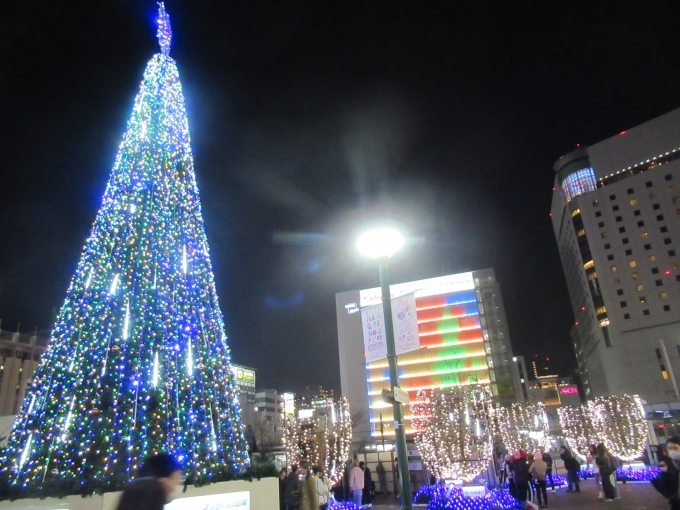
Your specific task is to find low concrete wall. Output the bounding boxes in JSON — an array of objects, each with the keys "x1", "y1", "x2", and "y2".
[{"x1": 0, "y1": 477, "x2": 278, "y2": 510}]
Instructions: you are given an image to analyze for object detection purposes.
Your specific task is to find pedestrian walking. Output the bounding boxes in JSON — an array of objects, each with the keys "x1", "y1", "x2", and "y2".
[
  {"x1": 279, "y1": 468, "x2": 289, "y2": 510},
  {"x1": 587, "y1": 445, "x2": 603, "y2": 499},
  {"x1": 506, "y1": 454, "x2": 517, "y2": 498},
  {"x1": 540, "y1": 448, "x2": 555, "y2": 491},
  {"x1": 559, "y1": 446, "x2": 581, "y2": 493},
  {"x1": 284, "y1": 464, "x2": 301, "y2": 510},
  {"x1": 298, "y1": 461, "x2": 319, "y2": 510},
  {"x1": 512, "y1": 450, "x2": 530, "y2": 505},
  {"x1": 362, "y1": 461, "x2": 373, "y2": 505},
  {"x1": 313, "y1": 466, "x2": 330, "y2": 510},
  {"x1": 115, "y1": 453, "x2": 183, "y2": 510},
  {"x1": 595, "y1": 443, "x2": 616, "y2": 502},
  {"x1": 529, "y1": 451, "x2": 548, "y2": 508},
  {"x1": 349, "y1": 460, "x2": 365, "y2": 506}
]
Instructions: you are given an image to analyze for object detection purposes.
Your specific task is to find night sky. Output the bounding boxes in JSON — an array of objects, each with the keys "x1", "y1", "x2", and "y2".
[{"x1": 1, "y1": 1, "x2": 680, "y2": 393}]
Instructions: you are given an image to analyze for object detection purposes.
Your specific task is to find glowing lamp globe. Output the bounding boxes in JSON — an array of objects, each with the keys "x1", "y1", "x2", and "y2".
[{"x1": 357, "y1": 228, "x2": 405, "y2": 259}]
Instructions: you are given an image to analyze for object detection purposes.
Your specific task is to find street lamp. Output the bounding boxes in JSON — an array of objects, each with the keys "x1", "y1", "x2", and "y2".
[{"x1": 357, "y1": 227, "x2": 412, "y2": 510}]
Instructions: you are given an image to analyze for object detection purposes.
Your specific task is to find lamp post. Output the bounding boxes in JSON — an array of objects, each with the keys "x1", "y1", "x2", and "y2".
[{"x1": 357, "y1": 228, "x2": 412, "y2": 510}]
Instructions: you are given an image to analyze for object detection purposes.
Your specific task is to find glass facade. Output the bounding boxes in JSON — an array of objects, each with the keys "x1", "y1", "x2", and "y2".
[{"x1": 561, "y1": 167, "x2": 598, "y2": 202}]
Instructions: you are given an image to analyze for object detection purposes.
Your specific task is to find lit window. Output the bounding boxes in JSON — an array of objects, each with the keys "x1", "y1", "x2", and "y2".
[
  {"x1": 660, "y1": 292, "x2": 668, "y2": 299},
  {"x1": 629, "y1": 261, "x2": 637, "y2": 267},
  {"x1": 610, "y1": 266, "x2": 618, "y2": 273},
  {"x1": 674, "y1": 262, "x2": 680, "y2": 269},
  {"x1": 636, "y1": 284, "x2": 643, "y2": 291},
  {"x1": 639, "y1": 297, "x2": 647, "y2": 303},
  {"x1": 674, "y1": 197, "x2": 680, "y2": 204},
  {"x1": 593, "y1": 200, "x2": 599, "y2": 206},
  {"x1": 583, "y1": 260, "x2": 595, "y2": 270},
  {"x1": 662, "y1": 370, "x2": 670, "y2": 380},
  {"x1": 641, "y1": 232, "x2": 649, "y2": 239},
  {"x1": 599, "y1": 318, "x2": 610, "y2": 327},
  {"x1": 630, "y1": 199, "x2": 638, "y2": 205},
  {"x1": 577, "y1": 229, "x2": 586, "y2": 237},
  {"x1": 596, "y1": 306, "x2": 607, "y2": 314},
  {"x1": 671, "y1": 185, "x2": 677, "y2": 192},
  {"x1": 588, "y1": 272, "x2": 598, "y2": 280},
  {"x1": 613, "y1": 277, "x2": 621, "y2": 283},
  {"x1": 571, "y1": 208, "x2": 582, "y2": 217},
  {"x1": 632, "y1": 273, "x2": 639, "y2": 279},
  {"x1": 601, "y1": 233, "x2": 608, "y2": 239}
]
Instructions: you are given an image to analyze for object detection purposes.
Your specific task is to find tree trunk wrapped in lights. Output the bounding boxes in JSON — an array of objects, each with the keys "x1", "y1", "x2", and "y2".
[
  {"x1": 491, "y1": 402, "x2": 551, "y2": 454},
  {"x1": 557, "y1": 394, "x2": 646, "y2": 461},
  {"x1": 411, "y1": 388, "x2": 493, "y2": 481},
  {"x1": 282, "y1": 397, "x2": 351, "y2": 483}
]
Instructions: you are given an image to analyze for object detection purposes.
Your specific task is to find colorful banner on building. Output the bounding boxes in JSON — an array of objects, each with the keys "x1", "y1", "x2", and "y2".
[
  {"x1": 392, "y1": 292, "x2": 420, "y2": 355},
  {"x1": 361, "y1": 292, "x2": 419, "y2": 362},
  {"x1": 361, "y1": 303, "x2": 388, "y2": 363}
]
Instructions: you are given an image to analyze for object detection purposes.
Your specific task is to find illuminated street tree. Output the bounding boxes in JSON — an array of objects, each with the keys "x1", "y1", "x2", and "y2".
[
  {"x1": 491, "y1": 402, "x2": 551, "y2": 454},
  {"x1": 283, "y1": 397, "x2": 351, "y2": 483},
  {"x1": 559, "y1": 395, "x2": 646, "y2": 461},
  {"x1": 0, "y1": 4, "x2": 248, "y2": 498},
  {"x1": 411, "y1": 388, "x2": 493, "y2": 481}
]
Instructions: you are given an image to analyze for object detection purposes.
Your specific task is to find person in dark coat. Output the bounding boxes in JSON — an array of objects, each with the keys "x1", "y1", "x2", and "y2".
[
  {"x1": 361, "y1": 461, "x2": 373, "y2": 505},
  {"x1": 512, "y1": 450, "x2": 530, "y2": 504},
  {"x1": 560, "y1": 446, "x2": 581, "y2": 492},
  {"x1": 540, "y1": 448, "x2": 555, "y2": 491},
  {"x1": 284, "y1": 464, "x2": 301, "y2": 510},
  {"x1": 652, "y1": 455, "x2": 680, "y2": 510},
  {"x1": 595, "y1": 443, "x2": 617, "y2": 501},
  {"x1": 115, "y1": 453, "x2": 183, "y2": 510},
  {"x1": 279, "y1": 468, "x2": 289, "y2": 510}
]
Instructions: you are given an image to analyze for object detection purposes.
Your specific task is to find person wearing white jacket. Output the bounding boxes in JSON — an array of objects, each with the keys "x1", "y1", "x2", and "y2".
[{"x1": 313, "y1": 467, "x2": 331, "y2": 510}]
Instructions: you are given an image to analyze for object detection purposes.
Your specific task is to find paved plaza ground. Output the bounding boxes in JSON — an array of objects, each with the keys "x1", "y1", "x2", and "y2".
[{"x1": 367, "y1": 477, "x2": 670, "y2": 509}]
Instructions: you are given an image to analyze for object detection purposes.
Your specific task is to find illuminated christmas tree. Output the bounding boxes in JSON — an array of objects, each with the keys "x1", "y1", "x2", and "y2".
[{"x1": 0, "y1": 4, "x2": 248, "y2": 498}]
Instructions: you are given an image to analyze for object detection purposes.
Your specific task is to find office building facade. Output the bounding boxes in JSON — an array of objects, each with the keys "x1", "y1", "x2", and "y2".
[
  {"x1": 551, "y1": 108, "x2": 680, "y2": 404},
  {"x1": 336, "y1": 268, "x2": 523, "y2": 444}
]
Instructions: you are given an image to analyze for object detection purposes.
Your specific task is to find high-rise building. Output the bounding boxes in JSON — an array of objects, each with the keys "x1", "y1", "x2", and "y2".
[
  {"x1": 336, "y1": 268, "x2": 523, "y2": 444},
  {"x1": 551, "y1": 107, "x2": 680, "y2": 405}
]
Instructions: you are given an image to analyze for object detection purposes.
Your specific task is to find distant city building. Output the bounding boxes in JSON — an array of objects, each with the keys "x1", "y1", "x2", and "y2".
[
  {"x1": 336, "y1": 269, "x2": 524, "y2": 444},
  {"x1": 531, "y1": 355, "x2": 557, "y2": 379},
  {"x1": 0, "y1": 328, "x2": 49, "y2": 416},
  {"x1": 551, "y1": 107, "x2": 680, "y2": 408}
]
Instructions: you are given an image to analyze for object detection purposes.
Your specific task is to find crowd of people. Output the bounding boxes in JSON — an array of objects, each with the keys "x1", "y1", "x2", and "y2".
[
  {"x1": 280, "y1": 459, "x2": 374, "y2": 510},
  {"x1": 501, "y1": 448, "x2": 553, "y2": 508}
]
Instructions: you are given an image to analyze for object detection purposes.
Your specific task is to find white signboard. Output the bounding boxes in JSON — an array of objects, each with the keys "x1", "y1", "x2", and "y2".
[
  {"x1": 166, "y1": 491, "x2": 250, "y2": 510},
  {"x1": 360, "y1": 271, "x2": 474, "y2": 307},
  {"x1": 462, "y1": 485, "x2": 487, "y2": 498},
  {"x1": 361, "y1": 303, "x2": 388, "y2": 363},
  {"x1": 392, "y1": 292, "x2": 419, "y2": 355},
  {"x1": 393, "y1": 386, "x2": 410, "y2": 405}
]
